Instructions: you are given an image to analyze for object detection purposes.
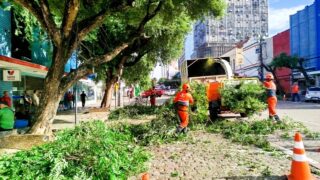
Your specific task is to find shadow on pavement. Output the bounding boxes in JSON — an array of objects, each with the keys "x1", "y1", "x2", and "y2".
[
  {"x1": 305, "y1": 147, "x2": 320, "y2": 152},
  {"x1": 213, "y1": 175, "x2": 287, "y2": 180},
  {"x1": 53, "y1": 119, "x2": 74, "y2": 124},
  {"x1": 277, "y1": 104, "x2": 320, "y2": 110}
]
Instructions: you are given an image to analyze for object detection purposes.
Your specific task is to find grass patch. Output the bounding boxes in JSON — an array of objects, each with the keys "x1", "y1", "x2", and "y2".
[{"x1": 0, "y1": 121, "x2": 149, "y2": 179}]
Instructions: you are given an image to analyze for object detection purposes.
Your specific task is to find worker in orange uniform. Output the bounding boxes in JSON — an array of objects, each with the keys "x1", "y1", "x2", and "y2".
[
  {"x1": 173, "y1": 83, "x2": 194, "y2": 134},
  {"x1": 207, "y1": 81, "x2": 222, "y2": 121},
  {"x1": 263, "y1": 73, "x2": 280, "y2": 122},
  {"x1": 150, "y1": 86, "x2": 156, "y2": 107},
  {"x1": 291, "y1": 82, "x2": 300, "y2": 102}
]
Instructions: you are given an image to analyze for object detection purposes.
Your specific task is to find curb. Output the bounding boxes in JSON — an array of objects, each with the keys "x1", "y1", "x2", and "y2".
[{"x1": 270, "y1": 142, "x2": 320, "y2": 170}]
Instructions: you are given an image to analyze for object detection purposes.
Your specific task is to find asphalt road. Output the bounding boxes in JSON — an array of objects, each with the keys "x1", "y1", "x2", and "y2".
[{"x1": 264, "y1": 101, "x2": 320, "y2": 132}]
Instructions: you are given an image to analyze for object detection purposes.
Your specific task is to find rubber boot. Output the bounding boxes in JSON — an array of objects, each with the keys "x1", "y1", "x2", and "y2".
[
  {"x1": 268, "y1": 116, "x2": 275, "y2": 121},
  {"x1": 274, "y1": 115, "x2": 281, "y2": 123},
  {"x1": 176, "y1": 126, "x2": 183, "y2": 134},
  {"x1": 182, "y1": 127, "x2": 188, "y2": 134}
]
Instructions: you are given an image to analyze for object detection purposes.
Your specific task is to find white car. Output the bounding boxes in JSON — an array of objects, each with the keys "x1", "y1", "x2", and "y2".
[
  {"x1": 305, "y1": 87, "x2": 320, "y2": 102},
  {"x1": 164, "y1": 89, "x2": 177, "y2": 96}
]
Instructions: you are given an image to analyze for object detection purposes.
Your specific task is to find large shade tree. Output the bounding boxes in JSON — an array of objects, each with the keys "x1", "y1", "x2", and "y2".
[
  {"x1": 264, "y1": 53, "x2": 313, "y2": 89},
  {"x1": 4, "y1": 0, "x2": 225, "y2": 134},
  {"x1": 92, "y1": 11, "x2": 192, "y2": 108}
]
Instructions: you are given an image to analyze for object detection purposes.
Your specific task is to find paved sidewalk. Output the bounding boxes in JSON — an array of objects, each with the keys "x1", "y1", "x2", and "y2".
[
  {"x1": 53, "y1": 95, "x2": 171, "y2": 130},
  {"x1": 53, "y1": 96, "x2": 135, "y2": 130}
]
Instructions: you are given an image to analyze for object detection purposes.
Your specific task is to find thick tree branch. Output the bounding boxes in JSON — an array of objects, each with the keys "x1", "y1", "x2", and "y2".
[
  {"x1": 124, "y1": 49, "x2": 150, "y2": 67},
  {"x1": 13, "y1": 0, "x2": 48, "y2": 34},
  {"x1": 77, "y1": 1, "x2": 135, "y2": 41},
  {"x1": 61, "y1": 0, "x2": 80, "y2": 38},
  {"x1": 39, "y1": 0, "x2": 61, "y2": 45},
  {"x1": 136, "y1": 0, "x2": 163, "y2": 34},
  {"x1": 59, "y1": 43, "x2": 129, "y2": 92}
]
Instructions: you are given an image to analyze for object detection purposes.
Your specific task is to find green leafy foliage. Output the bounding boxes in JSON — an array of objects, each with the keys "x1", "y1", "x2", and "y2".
[
  {"x1": 207, "y1": 118, "x2": 302, "y2": 151},
  {"x1": 189, "y1": 82, "x2": 209, "y2": 125},
  {"x1": 108, "y1": 105, "x2": 158, "y2": 120},
  {"x1": 0, "y1": 121, "x2": 149, "y2": 179},
  {"x1": 220, "y1": 82, "x2": 267, "y2": 116}
]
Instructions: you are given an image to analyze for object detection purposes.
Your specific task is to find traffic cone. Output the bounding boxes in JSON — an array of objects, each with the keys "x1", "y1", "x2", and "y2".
[
  {"x1": 141, "y1": 173, "x2": 149, "y2": 180},
  {"x1": 287, "y1": 132, "x2": 315, "y2": 180}
]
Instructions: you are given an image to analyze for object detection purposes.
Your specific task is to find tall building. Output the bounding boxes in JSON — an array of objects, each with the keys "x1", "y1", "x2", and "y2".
[
  {"x1": 193, "y1": 0, "x2": 268, "y2": 58},
  {"x1": 290, "y1": 0, "x2": 320, "y2": 86}
]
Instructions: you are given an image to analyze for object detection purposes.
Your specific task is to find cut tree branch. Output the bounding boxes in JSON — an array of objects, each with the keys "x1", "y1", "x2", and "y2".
[{"x1": 61, "y1": 0, "x2": 80, "y2": 38}]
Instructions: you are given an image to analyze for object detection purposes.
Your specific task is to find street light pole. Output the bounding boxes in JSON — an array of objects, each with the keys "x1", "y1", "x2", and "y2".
[
  {"x1": 74, "y1": 52, "x2": 78, "y2": 126},
  {"x1": 259, "y1": 37, "x2": 264, "y2": 81}
]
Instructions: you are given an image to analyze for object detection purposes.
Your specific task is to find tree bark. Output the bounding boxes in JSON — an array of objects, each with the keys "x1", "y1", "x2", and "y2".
[
  {"x1": 100, "y1": 80, "x2": 115, "y2": 109},
  {"x1": 28, "y1": 46, "x2": 68, "y2": 134}
]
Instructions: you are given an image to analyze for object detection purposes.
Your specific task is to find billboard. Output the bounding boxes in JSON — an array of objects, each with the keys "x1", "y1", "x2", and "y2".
[{"x1": 3, "y1": 69, "x2": 21, "y2": 81}]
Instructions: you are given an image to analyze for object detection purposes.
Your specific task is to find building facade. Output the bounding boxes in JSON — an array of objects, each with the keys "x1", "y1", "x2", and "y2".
[
  {"x1": 223, "y1": 37, "x2": 272, "y2": 78},
  {"x1": 290, "y1": 0, "x2": 320, "y2": 86},
  {"x1": 273, "y1": 30, "x2": 291, "y2": 93},
  {"x1": 0, "y1": 6, "x2": 98, "y2": 108},
  {"x1": 193, "y1": 0, "x2": 268, "y2": 58}
]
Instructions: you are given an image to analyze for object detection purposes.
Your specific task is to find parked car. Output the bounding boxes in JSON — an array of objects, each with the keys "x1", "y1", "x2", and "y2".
[
  {"x1": 305, "y1": 87, "x2": 320, "y2": 102},
  {"x1": 141, "y1": 88, "x2": 164, "y2": 98},
  {"x1": 164, "y1": 89, "x2": 177, "y2": 96}
]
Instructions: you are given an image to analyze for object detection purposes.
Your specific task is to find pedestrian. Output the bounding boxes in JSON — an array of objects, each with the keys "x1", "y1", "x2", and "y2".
[
  {"x1": 32, "y1": 90, "x2": 40, "y2": 107},
  {"x1": 23, "y1": 91, "x2": 32, "y2": 113},
  {"x1": 80, "y1": 91, "x2": 87, "y2": 108},
  {"x1": 173, "y1": 83, "x2": 194, "y2": 134},
  {"x1": 72, "y1": 92, "x2": 75, "y2": 109},
  {"x1": 150, "y1": 86, "x2": 156, "y2": 107},
  {"x1": 263, "y1": 73, "x2": 280, "y2": 122},
  {"x1": 0, "y1": 100, "x2": 14, "y2": 131},
  {"x1": 67, "y1": 91, "x2": 73, "y2": 109},
  {"x1": 1, "y1": 91, "x2": 12, "y2": 107},
  {"x1": 291, "y1": 82, "x2": 300, "y2": 102}
]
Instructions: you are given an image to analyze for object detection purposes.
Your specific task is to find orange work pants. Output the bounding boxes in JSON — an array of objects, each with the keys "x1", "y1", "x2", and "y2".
[
  {"x1": 267, "y1": 96, "x2": 277, "y2": 116},
  {"x1": 177, "y1": 110, "x2": 189, "y2": 128},
  {"x1": 150, "y1": 97, "x2": 156, "y2": 106}
]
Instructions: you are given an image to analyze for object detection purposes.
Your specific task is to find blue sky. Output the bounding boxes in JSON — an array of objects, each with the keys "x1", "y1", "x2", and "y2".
[{"x1": 269, "y1": 0, "x2": 314, "y2": 35}]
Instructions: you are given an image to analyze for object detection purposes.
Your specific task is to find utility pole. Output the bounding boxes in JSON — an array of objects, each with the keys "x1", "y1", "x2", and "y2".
[{"x1": 259, "y1": 37, "x2": 264, "y2": 81}]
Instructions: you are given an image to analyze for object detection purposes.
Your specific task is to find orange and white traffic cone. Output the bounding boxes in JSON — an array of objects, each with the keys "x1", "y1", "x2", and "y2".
[
  {"x1": 141, "y1": 173, "x2": 149, "y2": 180},
  {"x1": 287, "y1": 132, "x2": 315, "y2": 180}
]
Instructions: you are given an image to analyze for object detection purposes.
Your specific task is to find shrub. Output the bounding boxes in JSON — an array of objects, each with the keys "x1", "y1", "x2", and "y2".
[{"x1": 0, "y1": 121, "x2": 149, "y2": 179}]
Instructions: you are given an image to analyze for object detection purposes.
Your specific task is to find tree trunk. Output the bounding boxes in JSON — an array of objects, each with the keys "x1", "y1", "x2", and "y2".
[
  {"x1": 100, "y1": 57, "x2": 127, "y2": 108},
  {"x1": 298, "y1": 59, "x2": 312, "y2": 87},
  {"x1": 100, "y1": 80, "x2": 115, "y2": 109},
  {"x1": 29, "y1": 47, "x2": 67, "y2": 134}
]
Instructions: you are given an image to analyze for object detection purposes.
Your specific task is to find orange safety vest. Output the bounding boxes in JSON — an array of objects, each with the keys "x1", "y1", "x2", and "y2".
[
  {"x1": 206, "y1": 82, "x2": 221, "y2": 102},
  {"x1": 264, "y1": 81, "x2": 276, "y2": 97},
  {"x1": 292, "y1": 85, "x2": 299, "y2": 93},
  {"x1": 173, "y1": 91, "x2": 194, "y2": 111}
]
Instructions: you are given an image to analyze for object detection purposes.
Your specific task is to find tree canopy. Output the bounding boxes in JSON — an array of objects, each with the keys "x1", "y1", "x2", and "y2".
[{"x1": 1, "y1": 0, "x2": 226, "y2": 134}]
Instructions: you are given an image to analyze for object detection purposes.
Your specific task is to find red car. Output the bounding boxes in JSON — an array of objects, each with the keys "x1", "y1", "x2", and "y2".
[{"x1": 141, "y1": 88, "x2": 164, "y2": 98}]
